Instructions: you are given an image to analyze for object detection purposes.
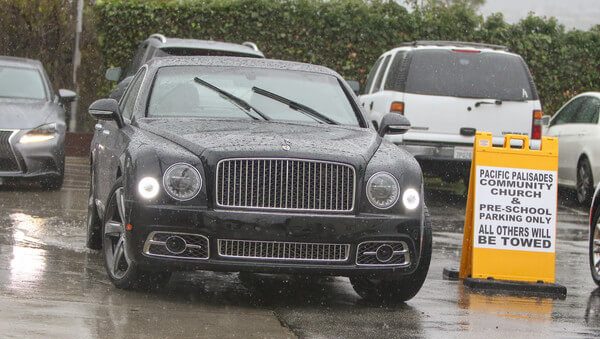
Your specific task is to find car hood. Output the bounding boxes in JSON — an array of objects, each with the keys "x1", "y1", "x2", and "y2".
[
  {"x1": 0, "y1": 98, "x2": 57, "y2": 129},
  {"x1": 138, "y1": 118, "x2": 381, "y2": 166}
]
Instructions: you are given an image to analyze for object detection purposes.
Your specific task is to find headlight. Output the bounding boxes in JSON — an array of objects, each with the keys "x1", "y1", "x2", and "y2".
[
  {"x1": 20, "y1": 123, "x2": 57, "y2": 144},
  {"x1": 402, "y1": 188, "x2": 420, "y2": 210},
  {"x1": 162, "y1": 163, "x2": 202, "y2": 201},
  {"x1": 138, "y1": 177, "x2": 160, "y2": 199},
  {"x1": 366, "y1": 172, "x2": 400, "y2": 209}
]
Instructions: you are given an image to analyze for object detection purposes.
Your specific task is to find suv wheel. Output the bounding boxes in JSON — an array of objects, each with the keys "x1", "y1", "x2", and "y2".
[{"x1": 350, "y1": 206, "x2": 432, "y2": 303}]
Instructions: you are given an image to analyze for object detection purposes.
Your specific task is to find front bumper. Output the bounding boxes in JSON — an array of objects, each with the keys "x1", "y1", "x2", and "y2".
[
  {"x1": 0, "y1": 129, "x2": 65, "y2": 179},
  {"x1": 124, "y1": 202, "x2": 425, "y2": 277}
]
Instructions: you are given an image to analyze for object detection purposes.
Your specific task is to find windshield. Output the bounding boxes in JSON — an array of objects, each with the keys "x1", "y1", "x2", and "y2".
[
  {"x1": 405, "y1": 50, "x2": 535, "y2": 101},
  {"x1": 147, "y1": 65, "x2": 360, "y2": 125},
  {"x1": 0, "y1": 66, "x2": 46, "y2": 100}
]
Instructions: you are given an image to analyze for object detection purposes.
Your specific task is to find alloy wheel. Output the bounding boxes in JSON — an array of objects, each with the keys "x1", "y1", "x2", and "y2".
[
  {"x1": 593, "y1": 220, "x2": 600, "y2": 278},
  {"x1": 103, "y1": 187, "x2": 130, "y2": 279},
  {"x1": 577, "y1": 161, "x2": 593, "y2": 204}
]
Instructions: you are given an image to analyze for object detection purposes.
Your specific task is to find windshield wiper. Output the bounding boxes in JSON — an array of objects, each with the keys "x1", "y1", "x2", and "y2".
[
  {"x1": 193, "y1": 77, "x2": 270, "y2": 121},
  {"x1": 251, "y1": 86, "x2": 339, "y2": 125}
]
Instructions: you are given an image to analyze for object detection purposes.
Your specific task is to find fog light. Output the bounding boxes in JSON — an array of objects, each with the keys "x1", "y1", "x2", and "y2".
[
  {"x1": 138, "y1": 177, "x2": 160, "y2": 199},
  {"x1": 402, "y1": 188, "x2": 420, "y2": 210},
  {"x1": 375, "y1": 244, "x2": 394, "y2": 263}
]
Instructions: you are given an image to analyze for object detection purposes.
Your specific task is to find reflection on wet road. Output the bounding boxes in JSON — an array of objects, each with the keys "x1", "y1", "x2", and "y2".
[{"x1": 0, "y1": 157, "x2": 598, "y2": 338}]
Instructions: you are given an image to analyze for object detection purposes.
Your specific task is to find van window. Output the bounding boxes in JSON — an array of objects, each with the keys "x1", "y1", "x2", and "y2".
[
  {"x1": 363, "y1": 57, "x2": 383, "y2": 95},
  {"x1": 372, "y1": 55, "x2": 391, "y2": 93},
  {"x1": 384, "y1": 51, "x2": 408, "y2": 92},
  {"x1": 405, "y1": 50, "x2": 536, "y2": 101}
]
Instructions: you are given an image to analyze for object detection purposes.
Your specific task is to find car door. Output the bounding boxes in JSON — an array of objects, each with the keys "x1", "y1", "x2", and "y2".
[
  {"x1": 546, "y1": 96, "x2": 586, "y2": 186},
  {"x1": 95, "y1": 69, "x2": 146, "y2": 207},
  {"x1": 572, "y1": 97, "x2": 600, "y2": 187}
]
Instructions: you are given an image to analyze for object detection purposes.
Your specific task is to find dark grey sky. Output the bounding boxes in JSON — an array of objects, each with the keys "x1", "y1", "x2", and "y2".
[{"x1": 479, "y1": 0, "x2": 599, "y2": 30}]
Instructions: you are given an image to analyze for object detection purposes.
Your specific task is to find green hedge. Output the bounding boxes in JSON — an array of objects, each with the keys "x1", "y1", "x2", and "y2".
[{"x1": 95, "y1": 0, "x2": 600, "y2": 120}]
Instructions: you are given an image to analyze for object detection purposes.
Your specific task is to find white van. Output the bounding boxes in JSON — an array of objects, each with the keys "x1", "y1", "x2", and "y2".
[{"x1": 359, "y1": 41, "x2": 543, "y2": 182}]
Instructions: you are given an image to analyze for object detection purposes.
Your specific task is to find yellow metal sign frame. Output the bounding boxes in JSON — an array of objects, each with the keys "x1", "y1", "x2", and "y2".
[{"x1": 459, "y1": 132, "x2": 559, "y2": 283}]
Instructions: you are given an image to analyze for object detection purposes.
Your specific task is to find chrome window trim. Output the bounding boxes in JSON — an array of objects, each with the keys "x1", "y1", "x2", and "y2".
[
  {"x1": 215, "y1": 157, "x2": 356, "y2": 212},
  {"x1": 217, "y1": 238, "x2": 351, "y2": 262},
  {"x1": 0, "y1": 129, "x2": 22, "y2": 174},
  {"x1": 143, "y1": 231, "x2": 209, "y2": 260},
  {"x1": 355, "y1": 240, "x2": 411, "y2": 267}
]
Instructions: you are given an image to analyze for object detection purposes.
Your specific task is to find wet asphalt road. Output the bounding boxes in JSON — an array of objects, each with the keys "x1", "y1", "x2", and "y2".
[{"x1": 1, "y1": 157, "x2": 599, "y2": 338}]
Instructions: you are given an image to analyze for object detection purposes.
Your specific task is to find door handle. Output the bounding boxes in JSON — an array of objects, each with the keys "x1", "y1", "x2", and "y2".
[
  {"x1": 94, "y1": 123, "x2": 103, "y2": 131},
  {"x1": 369, "y1": 102, "x2": 374, "y2": 110}
]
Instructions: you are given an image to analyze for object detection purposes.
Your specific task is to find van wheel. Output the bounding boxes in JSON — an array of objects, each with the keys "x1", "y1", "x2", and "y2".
[{"x1": 577, "y1": 158, "x2": 594, "y2": 205}]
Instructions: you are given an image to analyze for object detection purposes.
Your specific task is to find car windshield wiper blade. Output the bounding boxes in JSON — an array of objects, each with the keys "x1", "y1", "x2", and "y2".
[
  {"x1": 251, "y1": 86, "x2": 338, "y2": 125},
  {"x1": 193, "y1": 77, "x2": 270, "y2": 121}
]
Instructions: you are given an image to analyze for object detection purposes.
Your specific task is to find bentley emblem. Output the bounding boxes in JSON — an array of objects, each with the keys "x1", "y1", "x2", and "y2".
[{"x1": 282, "y1": 139, "x2": 291, "y2": 151}]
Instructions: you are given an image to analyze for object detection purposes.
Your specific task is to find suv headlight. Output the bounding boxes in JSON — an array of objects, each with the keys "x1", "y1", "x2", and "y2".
[
  {"x1": 402, "y1": 188, "x2": 420, "y2": 210},
  {"x1": 366, "y1": 172, "x2": 400, "y2": 209},
  {"x1": 20, "y1": 123, "x2": 57, "y2": 144},
  {"x1": 162, "y1": 163, "x2": 202, "y2": 201}
]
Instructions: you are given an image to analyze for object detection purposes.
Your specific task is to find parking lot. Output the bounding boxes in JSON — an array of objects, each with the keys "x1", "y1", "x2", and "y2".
[{"x1": 0, "y1": 157, "x2": 597, "y2": 338}]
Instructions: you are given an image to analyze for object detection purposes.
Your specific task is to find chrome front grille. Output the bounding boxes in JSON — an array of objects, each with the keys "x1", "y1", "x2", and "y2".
[
  {"x1": 218, "y1": 239, "x2": 350, "y2": 262},
  {"x1": 216, "y1": 158, "x2": 355, "y2": 211},
  {"x1": 0, "y1": 130, "x2": 19, "y2": 172}
]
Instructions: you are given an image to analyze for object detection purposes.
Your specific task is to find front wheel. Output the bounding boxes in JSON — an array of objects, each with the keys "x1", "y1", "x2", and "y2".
[
  {"x1": 350, "y1": 206, "x2": 432, "y2": 303},
  {"x1": 577, "y1": 158, "x2": 594, "y2": 205},
  {"x1": 102, "y1": 181, "x2": 171, "y2": 289}
]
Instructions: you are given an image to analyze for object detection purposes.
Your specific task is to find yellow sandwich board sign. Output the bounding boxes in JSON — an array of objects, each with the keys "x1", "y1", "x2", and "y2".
[{"x1": 459, "y1": 132, "x2": 559, "y2": 284}]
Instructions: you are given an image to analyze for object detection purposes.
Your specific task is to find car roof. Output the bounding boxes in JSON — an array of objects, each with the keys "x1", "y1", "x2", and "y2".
[
  {"x1": 146, "y1": 56, "x2": 341, "y2": 77},
  {"x1": 146, "y1": 35, "x2": 264, "y2": 57},
  {"x1": 0, "y1": 56, "x2": 43, "y2": 69},
  {"x1": 386, "y1": 41, "x2": 517, "y2": 57}
]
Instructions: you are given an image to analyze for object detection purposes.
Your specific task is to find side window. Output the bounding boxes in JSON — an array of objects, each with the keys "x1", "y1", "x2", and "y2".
[
  {"x1": 574, "y1": 97, "x2": 600, "y2": 124},
  {"x1": 120, "y1": 69, "x2": 146, "y2": 120},
  {"x1": 363, "y1": 57, "x2": 383, "y2": 95},
  {"x1": 551, "y1": 97, "x2": 585, "y2": 126},
  {"x1": 384, "y1": 51, "x2": 408, "y2": 92},
  {"x1": 372, "y1": 55, "x2": 391, "y2": 93}
]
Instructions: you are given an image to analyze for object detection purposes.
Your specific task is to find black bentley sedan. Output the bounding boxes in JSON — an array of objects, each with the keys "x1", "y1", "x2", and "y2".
[
  {"x1": 0, "y1": 56, "x2": 76, "y2": 189},
  {"x1": 86, "y1": 57, "x2": 430, "y2": 302}
]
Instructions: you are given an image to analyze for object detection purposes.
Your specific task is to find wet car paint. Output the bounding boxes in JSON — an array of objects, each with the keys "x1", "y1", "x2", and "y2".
[{"x1": 0, "y1": 157, "x2": 599, "y2": 338}]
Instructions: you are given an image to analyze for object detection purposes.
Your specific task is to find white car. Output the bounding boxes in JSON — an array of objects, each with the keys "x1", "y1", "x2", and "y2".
[
  {"x1": 358, "y1": 41, "x2": 543, "y2": 182},
  {"x1": 544, "y1": 92, "x2": 600, "y2": 204}
]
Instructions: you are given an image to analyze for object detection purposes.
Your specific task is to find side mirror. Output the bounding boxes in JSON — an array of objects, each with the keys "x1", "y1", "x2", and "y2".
[
  {"x1": 378, "y1": 113, "x2": 411, "y2": 137},
  {"x1": 105, "y1": 67, "x2": 122, "y2": 82},
  {"x1": 89, "y1": 98, "x2": 123, "y2": 128},
  {"x1": 542, "y1": 115, "x2": 551, "y2": 126},
  {"x1": 58, "y1": 89, "x2": 77, "y2": 103},
  {"x1": 347, "y1": 80, "x2": 360, "y2": 95}
]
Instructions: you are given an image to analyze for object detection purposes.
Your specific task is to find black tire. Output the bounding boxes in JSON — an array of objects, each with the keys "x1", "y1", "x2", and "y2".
[
  {"x1": 86, "y1": 170, "x2": 102, "y2": 250},
  {"x1": 102, "y1": 180, "x2": 171, "y2": 289},
  {"x1": 40, "y1": 174, "x2": 64, "y2": 190},
  {"x1": 350, "y1": 206, "x2": 432, "y2": 303},
  {"x1": 577, "y1": 158, "x2": 594, "y2": 205},
  {"x1": 589, "y1": 205, "x2": 600, "y2": 286}
]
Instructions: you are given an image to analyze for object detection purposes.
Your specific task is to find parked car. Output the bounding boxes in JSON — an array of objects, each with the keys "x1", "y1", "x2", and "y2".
[
  {"x1": 544, "y1": 92, "x2": 600, "y2": 204},
  {"x1": 86, "y1": 56, "x2": 430, "y2": 302},
  {"x1": 105, "y1": 33, "x2": 265, "y2": 101},
  {"x1": 358, "y1": 41, "x2": 543, "y2": 182},
  {"x1": 0, "y1": 56, "x2": 76, "y2": 189}
]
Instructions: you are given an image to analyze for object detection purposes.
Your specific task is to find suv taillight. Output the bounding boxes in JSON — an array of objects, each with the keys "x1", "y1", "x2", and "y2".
[
  {"x1": 532, "y1": 110, "x2": 543, "y2": 139},
  {"x1": 390, "y1": 101, "x2": 404, "y2": 115}
]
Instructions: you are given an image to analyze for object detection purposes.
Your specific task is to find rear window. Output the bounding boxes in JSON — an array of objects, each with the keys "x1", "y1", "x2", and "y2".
[{"x1": 405, "y1": 50, "x2": 536, "y2": 101}]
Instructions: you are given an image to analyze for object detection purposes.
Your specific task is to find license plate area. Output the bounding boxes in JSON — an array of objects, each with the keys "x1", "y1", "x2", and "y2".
[{"x1": 453, "y1": 146, "x2": 473, "y2": 160}]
